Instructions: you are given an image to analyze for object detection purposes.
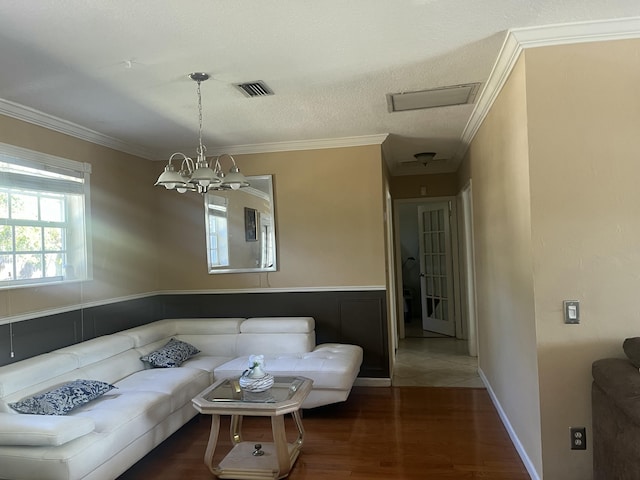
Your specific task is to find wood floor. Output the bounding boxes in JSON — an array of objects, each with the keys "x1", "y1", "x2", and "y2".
[{"x1": 118, "y1": 386, "x2": 529, "y2": 480}]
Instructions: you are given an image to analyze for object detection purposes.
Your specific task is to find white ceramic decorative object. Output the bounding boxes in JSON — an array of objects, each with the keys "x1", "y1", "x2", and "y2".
[{"x1": 239, "y1": 354, "x2": 275, "y2": 393}]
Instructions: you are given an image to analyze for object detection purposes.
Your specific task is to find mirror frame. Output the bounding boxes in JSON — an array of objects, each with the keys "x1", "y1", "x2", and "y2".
[{"x1": 204, "y1": 174, "x2": 277, "y2": 274}]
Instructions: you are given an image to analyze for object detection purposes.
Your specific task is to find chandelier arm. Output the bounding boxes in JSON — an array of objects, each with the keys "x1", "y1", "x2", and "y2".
[
  {"x1": 217, "y1": 153, "x2": 238, "y2": 167},
  {"x1": 213, "y1": 158, "x2": 222, "y2": 174},
  {"x1": 180, "y1": 156, "x2": 195, "y2": 175},
  {"x1": 168, "y1": 152, "x2": 190, "y2": 166}
]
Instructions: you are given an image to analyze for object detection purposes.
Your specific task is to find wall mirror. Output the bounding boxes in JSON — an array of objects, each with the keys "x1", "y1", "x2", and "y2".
[{"x1": 204, "y1": 175, "x2": 277, "y2": 274}]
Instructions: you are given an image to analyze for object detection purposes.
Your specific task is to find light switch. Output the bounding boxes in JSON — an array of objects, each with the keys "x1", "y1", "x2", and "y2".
[{"x1": 564, "y1": 300, "x2": 580, "y2": 324}]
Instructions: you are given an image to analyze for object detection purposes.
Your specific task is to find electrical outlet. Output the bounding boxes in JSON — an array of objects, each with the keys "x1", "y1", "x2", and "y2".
[{"x1": 570, "y1": 427, "x2": 586, "y2": 450}]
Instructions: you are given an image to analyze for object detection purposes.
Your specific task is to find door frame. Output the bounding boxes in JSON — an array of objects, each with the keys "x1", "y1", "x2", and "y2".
[
  {"x1": 393, "y1": 196, "x2": 462, "y2": 340},
  {"x1": 459, "y1": 180, "x2": 479, "y2": 357}
]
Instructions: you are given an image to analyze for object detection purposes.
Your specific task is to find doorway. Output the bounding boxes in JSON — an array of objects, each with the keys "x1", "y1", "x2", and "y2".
[
  {"x1": 392, "y1": 196, "x2": 481, "y2": 387},
  {"x1": 395, "y1": 197, "x2": 460, "y2": 339}
]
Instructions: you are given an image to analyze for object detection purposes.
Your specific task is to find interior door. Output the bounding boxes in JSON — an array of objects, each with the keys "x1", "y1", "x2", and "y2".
[{"x1": 418, "y1": 202, "x2": 455, "y2": 336}]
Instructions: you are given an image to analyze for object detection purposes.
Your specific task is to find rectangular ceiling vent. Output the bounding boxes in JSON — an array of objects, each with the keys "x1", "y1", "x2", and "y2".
[
  {"x1": 387, "y1": 83, "x2": 480, "y2": 113},
  {"x1": 234, "y1": 81, "x2": 274, "y2": 98}
]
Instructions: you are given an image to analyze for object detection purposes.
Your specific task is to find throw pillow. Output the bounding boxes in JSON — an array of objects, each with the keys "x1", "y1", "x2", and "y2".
[
  {"x1": 9, "y1": 379, "x2": 116, "y2": 416},
  {"x1": 623, "y1": 337, "x2": 640, "y2": 368},
  {"x1": 140, "y1": 338, "x2": 200, "y2": 368}
]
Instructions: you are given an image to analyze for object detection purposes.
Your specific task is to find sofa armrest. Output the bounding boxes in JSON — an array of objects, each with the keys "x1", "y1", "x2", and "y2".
[
  {"x1": 0, "y1": 412, "x2": 95, "y2": 446},
  {"x1": 592, "y1": 357, "x2": 640, "y2": 426},
  {"x1": 307, "y1": 343, "x2": 363, "y2": 388}
]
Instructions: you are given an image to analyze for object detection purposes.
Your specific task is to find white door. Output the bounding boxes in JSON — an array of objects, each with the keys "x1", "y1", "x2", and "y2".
[{"x1": 418, "y1": 202, "x2": 455, "y2": 336}]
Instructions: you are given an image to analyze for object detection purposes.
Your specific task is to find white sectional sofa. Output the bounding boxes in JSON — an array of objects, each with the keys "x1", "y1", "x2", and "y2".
[{"x1": 0, "y1": 316, "x2": 363, "y2": 480}]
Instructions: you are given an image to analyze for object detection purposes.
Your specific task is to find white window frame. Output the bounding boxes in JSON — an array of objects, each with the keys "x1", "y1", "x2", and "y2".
[
  {"x1": 205, "y1": 194, "x2": 229, "y2": 269},
  {"x1": 0, "y1": 142, "x2": 92, "y2": 289}
]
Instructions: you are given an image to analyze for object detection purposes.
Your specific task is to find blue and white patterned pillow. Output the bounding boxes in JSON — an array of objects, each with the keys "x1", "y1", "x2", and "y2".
[
  {"x1": 140, "y1": 338, "x2": 200, "y2": 368},
  {"x1": 9, "y1": 379, "x2": 116, "y2": 416}
]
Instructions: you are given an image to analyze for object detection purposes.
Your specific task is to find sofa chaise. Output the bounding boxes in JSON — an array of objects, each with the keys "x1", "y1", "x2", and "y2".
[{"x1": 0, "y1": 316, "x2": 363, "y2": 480}]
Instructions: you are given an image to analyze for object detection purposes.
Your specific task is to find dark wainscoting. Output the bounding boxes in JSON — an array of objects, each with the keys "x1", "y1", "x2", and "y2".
[
  {"x1": 0, "y1": 296, "x2": 160, "y2": 366},
  {"x1": 0, "y1": 290, "x2": 389, "y2": 377}
]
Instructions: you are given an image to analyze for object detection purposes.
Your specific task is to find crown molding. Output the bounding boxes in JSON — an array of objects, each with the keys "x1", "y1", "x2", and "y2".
[
  {"x1": 0, "y1": 98, "x2": 159, "y2": 160},
  {"x1": 458, "y1": 16, "x2": 640, "y2": 159},
  {"x1": 510, "y1": 15, "x2": 640, "y2": 49},
  {"x1": 0, "y1": 92, "x2": 388, "y2": 160},
  {"x1": 0, "y1": 93, "x2": 389, "y2": 161},
  {"x1": 202, "y1": 134, "x2": 390, "y2": 157},
  {"x1": 4, "y1": 16, "x2": 639, "y2": 163}
]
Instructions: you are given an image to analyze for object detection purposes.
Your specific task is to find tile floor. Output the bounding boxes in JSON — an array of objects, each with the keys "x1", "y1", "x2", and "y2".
[{"x1": 392, "y1": 324, "x2": 484, "y2": 388}]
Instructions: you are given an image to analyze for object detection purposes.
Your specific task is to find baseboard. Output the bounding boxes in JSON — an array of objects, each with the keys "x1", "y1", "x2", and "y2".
[
  {"x1": 354, "y1": 377, "x2": 391, "y2": 387},
  {"x1": 478, "y1": 368, "x2": 540, "y2": 480}
]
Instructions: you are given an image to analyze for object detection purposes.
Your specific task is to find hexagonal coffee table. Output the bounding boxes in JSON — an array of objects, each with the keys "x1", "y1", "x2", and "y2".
[{"x1": 192, "y1": 376, "x2": 313, "y2": 480}]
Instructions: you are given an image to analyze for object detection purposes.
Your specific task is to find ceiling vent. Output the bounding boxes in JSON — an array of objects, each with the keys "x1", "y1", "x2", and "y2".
[
  {"x1": 387, "y1": 83, "x2": 480, "y2": 112},
  {"x1": 234, "y1": 81, "x2": 274, "y2": 98}
]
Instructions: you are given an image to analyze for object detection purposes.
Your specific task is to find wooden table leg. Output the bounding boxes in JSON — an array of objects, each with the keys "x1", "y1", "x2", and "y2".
[
  {"x1": 204, "y1": 414, "x2": 221, "y2": 474},
  {"x1": 291, "y1": 410, "x2": 305, "y2": 447},
  {"x1": 230, "y1": 414, "x2": 243, "y2": 444},
  {"x1": 271, "y1": 415, "x2": 290, "y2": 477}
]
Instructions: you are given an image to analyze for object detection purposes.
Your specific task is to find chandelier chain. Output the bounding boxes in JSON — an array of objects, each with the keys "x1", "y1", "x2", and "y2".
[{"x1": 196, "y1": 80, "x2": 204, "y2": 156}]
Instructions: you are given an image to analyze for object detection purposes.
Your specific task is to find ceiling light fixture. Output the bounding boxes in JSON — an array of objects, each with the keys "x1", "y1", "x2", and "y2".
[
  {"x1": 155, "y1": 72, "x2": 249, "y2": 194},
  {"x1": 414, "y1": 152, "x2": 437, "y2": 166}
]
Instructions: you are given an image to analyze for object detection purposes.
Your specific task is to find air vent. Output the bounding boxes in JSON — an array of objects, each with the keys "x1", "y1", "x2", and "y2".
[
  {"x1": 387, "y1": 83, "x2": 480, "y2": 112},
  {"x1": 234, "y1": 81, "x2": 274, "y2": 97}
]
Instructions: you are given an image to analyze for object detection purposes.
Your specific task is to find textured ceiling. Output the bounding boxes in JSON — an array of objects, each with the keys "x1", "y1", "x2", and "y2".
[{"x1": 0, "y1": 1, "x2": 639, "y2": 175}]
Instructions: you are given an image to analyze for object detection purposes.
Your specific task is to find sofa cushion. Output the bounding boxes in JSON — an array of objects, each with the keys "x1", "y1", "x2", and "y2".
[
  {"x1": 114, "y1": 367, "x2": 210, "y2": 413},
  {"x1": 120, "y1": 318, "x2": 244, "y2": 348},
  {"x1": 54, "y1": 335, "x2": 135, "y2": 367},
  {"x1": 0, "y1": 352, "x2": 78, "y2": 400},
  {"x1": 240, "y1": 317, "x2": 314, "y2": 334},
  {"x1": 9, "y1": 380, "x2": 116, "y2": 416},
  {"x1": 181, "y1": 355, "x2": 236, "y2": 375},
  {"x1": 236, "y1": 317, "x2": 316, "y2": 355},
  {"x1": 0, "y1": 412, "x2": 95, "y2": 446},
  {"x1": 140, "y1": 338, "x2": 200, "y2": 368},
  {"x1": 215, "y1": 343, "x2": 363, "y2": 390},
  {"x1": 73, "y1": 390, "x2": 172, "y2": 433},
  {"x1": 623, "y1": 337, "x2": 640, "y2": 368}
]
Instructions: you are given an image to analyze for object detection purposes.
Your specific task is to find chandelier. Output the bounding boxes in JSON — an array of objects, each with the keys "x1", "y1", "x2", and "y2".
[{"x1": 154, "y1": 72, "x2": 250, "y2": 194}]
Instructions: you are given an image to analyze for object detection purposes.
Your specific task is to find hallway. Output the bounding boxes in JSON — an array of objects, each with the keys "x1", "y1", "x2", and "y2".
[{"x1": 392, "y1": 336, "x2": 484, "y2": 388}]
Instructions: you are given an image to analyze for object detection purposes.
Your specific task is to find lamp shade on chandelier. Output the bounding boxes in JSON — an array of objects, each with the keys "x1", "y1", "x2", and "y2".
[{"x1": 155, "y1": 72, "x2": 250, "y2": 194}]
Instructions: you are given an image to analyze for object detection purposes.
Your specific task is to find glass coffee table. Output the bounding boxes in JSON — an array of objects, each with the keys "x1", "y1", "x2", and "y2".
[{"x1": 192, "y1": 376, "x2": 313, "y2": 480}]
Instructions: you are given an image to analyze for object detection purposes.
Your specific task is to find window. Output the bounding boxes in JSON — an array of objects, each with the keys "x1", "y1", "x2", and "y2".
[
  {"x1": 205, "y1": 195, "x2": 229, "y2": 268},
  {"x1": 0, "y1": 143, "x2": 91, "y2": 288}
]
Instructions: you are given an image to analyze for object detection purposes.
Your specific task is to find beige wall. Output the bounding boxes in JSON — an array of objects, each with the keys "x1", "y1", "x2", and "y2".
[
  {"x1": 466, "y1": 56, "x2": 543, "y2": 476},
  {"x1": 390, "y1": 172, "x2": 458, "y2": 199},
  {"x1": 0, "y1": 115, "x2": 159, "y2": 319},
  {"x1": 462, "y1": 38, "x2": 640, "y2": 479},
  {"x1": 156, "y1": 145, "x2": 387, "y2": 290},
  {"x1": 525, "y1": 39, "x2": 640, "y2": 479},
  {"x1": 1, "y1": 114, "x2": 387, "y2": 320}
]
